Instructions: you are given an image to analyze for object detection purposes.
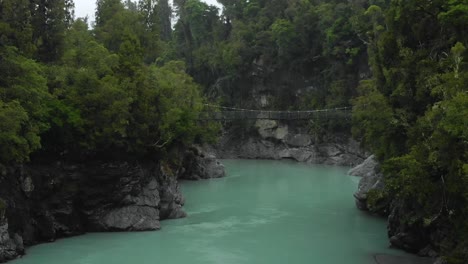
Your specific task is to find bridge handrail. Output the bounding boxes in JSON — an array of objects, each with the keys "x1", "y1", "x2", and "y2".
[{"x1": 202, "y1": 104, "x2": 352, "y2": 114}]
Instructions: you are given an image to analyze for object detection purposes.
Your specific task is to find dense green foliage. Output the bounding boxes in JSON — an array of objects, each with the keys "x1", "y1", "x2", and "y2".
[
  {"x1": 172, "y1": 0, "x2": 371, "y2": 110},
  {"x1": 352, "y1": 1, "x2": 468, "y2": 262},
  {"x1": 0, "y1": 0, "x2": 383, "y2": 163},
  {"x1": 0, "y1": 0, "x2": 214, "y2": 163},
  {"x1": 168, "y1": 0, "x2": 380, "y2": 138}
]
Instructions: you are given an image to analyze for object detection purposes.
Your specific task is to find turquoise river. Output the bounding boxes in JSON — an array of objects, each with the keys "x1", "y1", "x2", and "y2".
[{"x1": 12, "y1": 159, "x2": 407, "y2": 264}]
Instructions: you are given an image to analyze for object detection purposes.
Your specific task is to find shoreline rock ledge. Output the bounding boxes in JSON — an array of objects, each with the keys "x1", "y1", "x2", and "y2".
[
  {"x1": 209, "y1": 120, "x2": 367, "y2": 166},
  {"x1": 348, "y1": 155, "x2": 385, "y2": 211},
  {"x1": 0, "y1": 150, "x2": 225, "y2": 263},
  {"x1": 350, "y1": 157, "x2": 441, "y2": 264},
  {"x1": 374, "y1": 254, "x2": 434, "y2": 264}
]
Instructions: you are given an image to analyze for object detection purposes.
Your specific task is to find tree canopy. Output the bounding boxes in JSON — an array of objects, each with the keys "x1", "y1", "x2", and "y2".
[{"x1": 0, "y1": 0, "x2": 215, "y2": 162}]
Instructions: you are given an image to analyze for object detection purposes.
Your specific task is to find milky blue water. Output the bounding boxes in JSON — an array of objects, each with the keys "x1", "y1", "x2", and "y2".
[{"x1": 12, "y1": 159, "x2": 406, "y2": 264}]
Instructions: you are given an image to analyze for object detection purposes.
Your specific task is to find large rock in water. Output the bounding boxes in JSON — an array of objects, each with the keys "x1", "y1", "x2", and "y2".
[
  {"x1": 0, "y1": 218, "x2": 23, "y2": 263},
  {"x1": 181, "y1": 147, "x2": 226, "y2": 180},
  {"x1": 98, "y1": 206, "x2": 161, "y2": 231},
  {"x1": 78, "y1": 162, "x2": 186, "y2": 232},
  {"x1": 348, "y1": 155, "x2": 378, "y2": 177},
  {"x1": 348, "y1": 155, "x2": 385, "y2": 211}
]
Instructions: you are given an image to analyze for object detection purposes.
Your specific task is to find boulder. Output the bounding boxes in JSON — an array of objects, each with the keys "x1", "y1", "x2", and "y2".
[
  {"x1": 88, "y1": 163, "x2": 187, "y2": 230},
  {"x1": 348, "y1": 155, "x2": 378, "y2": 177},
  {"x1": 181, "y1": 148, "x2": 226, "y2": 180},
  {"x1": 89, "y1": 177, "x2": 167, "y2": 231},
  {"x1": 238, "y1": 138, "x2": 278, "y2": 160},
  {"x1": 254, "y1": 120, "x2": 289, "y2": 140},
  {"x1": 0, "y1": 219, "x2": 22, "y2": 262},
  {"x1": 354, "y1": 172, "x2": 385, "y2": 210},
  {"x1": 274, "y1": 125, "x2": 289, "y2": 140},
  {"x1": 285, "y1": 134, "x2": 312, "y2": 147},
  {"x1": 99, "y1": 206, "x2": 161, "y2": 231},
  {"x1": 202, "y1": 155, "x2": 226, "y2": 179},
  {"x1": 255, "y1": 120, "x2": 278, "y2": 139},
  {"x1": 349, "y1": 155, "x2": 384, "y2": 211},
  {"x1": 279, "y1": 149, "x2": 314, "y2": 162}
]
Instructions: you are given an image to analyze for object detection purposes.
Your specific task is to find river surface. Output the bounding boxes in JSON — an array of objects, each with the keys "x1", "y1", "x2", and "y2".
[{"x1": 12, "y1": 159, "x2": 406, "y2": 264}]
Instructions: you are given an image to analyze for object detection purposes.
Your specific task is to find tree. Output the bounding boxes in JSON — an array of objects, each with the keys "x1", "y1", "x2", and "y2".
[
  {"x1": 154, "y1": 0, "x2": 172, "y2": 41},
  {"x1": 0, "y1": 0, "x2": 36, "y2": 56},
  {"x1": 0, "y1": 46, "x2": 50, "y2": 163},
  {"x1": 31, "y1": 0, "x2": 74, "y2": 62},
  {"x1": 127, "y1": 61, "x2": 209, "y2": 154},
  {"x1": 353, "y1": 1, "x2": 468, "y2": 261}
]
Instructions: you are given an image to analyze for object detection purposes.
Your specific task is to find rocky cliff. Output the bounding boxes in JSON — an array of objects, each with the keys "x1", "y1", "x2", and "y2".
[
  {"x1": 0, "y1": 149, "x2": 225, "y2": 262},
  {"x1": 349, "y1": 157, "x2": 442, "y2": 263},
  {"x1": 209, "y1": 119, "x2": 366, "y2": 166}
]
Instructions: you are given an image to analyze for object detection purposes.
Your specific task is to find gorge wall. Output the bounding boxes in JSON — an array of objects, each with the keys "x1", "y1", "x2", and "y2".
[
  {"x1": 350, "y1": 157, "x2": 447, "y2": 262},
  {"x1": 207, "y1": 119, "x2": 366, "y2": 167},
  {"x1": 0, "y1": 149, "x2": 225, "y2": 263}
]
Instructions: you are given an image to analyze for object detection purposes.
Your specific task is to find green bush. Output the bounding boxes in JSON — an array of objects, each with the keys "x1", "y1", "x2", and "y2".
[{"x1": 366, "y1": 189, "x2": 389, "y2": 215}]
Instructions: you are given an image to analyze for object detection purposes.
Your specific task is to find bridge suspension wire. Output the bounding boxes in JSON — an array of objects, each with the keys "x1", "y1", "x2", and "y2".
[
  {"x1": 198, "y1": 103, "x2": 353, "y2": 121},
  {"x1": 202, "y1": 104, "x2": 352, "y2": 114}
]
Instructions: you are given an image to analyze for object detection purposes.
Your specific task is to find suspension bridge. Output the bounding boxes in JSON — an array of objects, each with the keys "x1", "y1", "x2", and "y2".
[{"x1": 198, "y1": 104, "x2": 352, "y2": 121}]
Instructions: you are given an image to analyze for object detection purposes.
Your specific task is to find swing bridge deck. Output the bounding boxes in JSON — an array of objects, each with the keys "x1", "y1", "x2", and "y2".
[{"x1": 198, "y1": 105, "x2": 352, "y2": 121}]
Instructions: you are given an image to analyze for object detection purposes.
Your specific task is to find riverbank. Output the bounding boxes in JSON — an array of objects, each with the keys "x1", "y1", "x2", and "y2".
[
  {"x1": 374, "y1": 254, "x2": 434, "y2": 264},
  {"x1": 349, "y1": 156, "x2": 441, "y2": 264},
  {"x1": 7, "y1": 159, "x2": 409, "y2": 264},
  {"x1": 0, "y1": 147, "x2": 225, "y2": 262}
]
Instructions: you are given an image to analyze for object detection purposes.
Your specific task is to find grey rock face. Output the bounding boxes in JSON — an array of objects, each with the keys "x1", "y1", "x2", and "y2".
[
  {"x1": 254, "y1": 120, "x2": 289, "y2": 140},
  {"x1": 285, "y1": 134, "x2": 312, "y2": 147},
  {"x1": 122, "y1": 178, "x2": 160, "y2": 207},
  {"x1": 274, "y1": 126, "x2": 289, "y2": 140},
  {"x1": 354, "y1": 172, "x2": 385, "y2": 210},
  {"x1": 99, "y1": 206, "x2": 160, "y2": 231},
  {"x1": 181, "y1": 147, "x2": 226, "y2": 180},
  {"x1": 348, "y1": 155, "x2": 378, "y2": 177},
  {"x1": 386, "y1": 199, "x2": 439, "y2": 256},
  {"x1": 20, "y1": 177, "x2": 34, "y2": 196},
  {"x1": 349, "y1": 155, "x2": 384, "y2": 211},
  {"x1": 255, "y1": 120, "x2": 278, "y2": 139},
  {"x1": 203, "y1": 155, "x2": 226, "y2": 179},
  {"x1": 279, "y1": 148, "x2": 315, "y2": 162},
  {"x1": 212, "y1": 123, "x2": 366, "y2": 166},
  {"x1": 158, "y1": 171, "x2": 187, "y2": 220},
  {"x1": 351, "y1": 156, "x2": 449, "y2": 257},
  {"x1": 0, "y1": 159, "x2": 193, "y2": 262},
  {"x1": 91, "y1": 176, "x2": 163, "y2": 231},
  {"x1": 81, "y1": 163, "x2": 183, "y2": 232},
  {"x1": 374, "y1": 254, "x2": 434, "y2": 264},
  {"x1": 0, "y1": 214, "x2": 24, "y2": 263},
  {"x1": 432, "y1": 258, "x2": 447, "y2": 264}
]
